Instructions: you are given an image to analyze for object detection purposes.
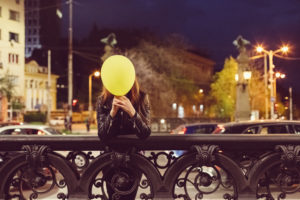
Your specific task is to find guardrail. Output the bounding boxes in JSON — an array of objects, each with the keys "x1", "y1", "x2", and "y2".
[{"x1": 1, "y1": 134, "x2": 300, "y2": 199}]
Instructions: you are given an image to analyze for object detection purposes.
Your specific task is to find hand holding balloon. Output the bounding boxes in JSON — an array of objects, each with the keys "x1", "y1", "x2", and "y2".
[
  {"x1": 113, "y1": 96, "x2": 136, "y2": 118},
  {"x1": 110, "y1": 97, "x2": 120, "y2": 118}
]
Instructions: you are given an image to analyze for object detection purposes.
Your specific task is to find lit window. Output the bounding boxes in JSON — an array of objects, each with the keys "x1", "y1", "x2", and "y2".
[{"x1": 9, "y1": 10, "x2": 20, "y2": 21}]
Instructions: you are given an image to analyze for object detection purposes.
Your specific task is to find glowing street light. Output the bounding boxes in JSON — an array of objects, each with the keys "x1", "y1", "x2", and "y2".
[
  {"x1": 255, "y1": 44, "x2": 290, "y2": 119},
  {"x1": 89, "y1": 71, "x2": 101, "y2": 118},
  {"x1": 256, "y1": 46, "x2": 264, "y2": 53},
  {"x1": 281, "y1": 46, "x2": 289, "y2": 53}
]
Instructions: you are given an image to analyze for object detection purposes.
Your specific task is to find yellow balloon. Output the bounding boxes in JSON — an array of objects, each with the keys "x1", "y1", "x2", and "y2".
[{"x1": 101, "y1": 55, "x2": 136, "y2": 96}]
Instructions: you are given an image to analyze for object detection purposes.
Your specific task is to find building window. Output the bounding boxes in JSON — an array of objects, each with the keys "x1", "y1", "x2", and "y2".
[
  {"x1": 16, "y1": 0, "x2": 20, "y2": 4},
  {"x1": 8, "y1": 75, "x2": 18, "y2": 86},
  {"x1": 8, "y1": 53, "x2": 19, "y2": 64},
  {"x1": 9, "y1": 32, "x2": 19, "y2": 43},
  {"x1": 0, "y1": 7, "x2": 2, "y2": 17},
  {"x1": 9, "y1": 10, "x2": 20, "y2": 21},
  {"x1": 0, "y1": 29, "x2": 1, "y2": 40},
  {"x1": 28, "y1": 38, "x2": 32, "y2": 42}
]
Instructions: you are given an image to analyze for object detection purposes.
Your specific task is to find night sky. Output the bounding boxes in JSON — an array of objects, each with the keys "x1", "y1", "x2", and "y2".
[{"x1": 61, "y1": 0, "x2": 300, "y2": 96}]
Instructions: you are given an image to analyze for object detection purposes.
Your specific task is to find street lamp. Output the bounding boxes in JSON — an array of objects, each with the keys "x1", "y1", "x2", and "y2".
[
  {"x1": 274, "y1": 71, "x2": 286, "y2": 104},
  {"x1": 89, "y1": 71, "x2": 100, "y2": 119},
  {"x1": 255, "y1": 44, "x2": 289, "y2": 119}
]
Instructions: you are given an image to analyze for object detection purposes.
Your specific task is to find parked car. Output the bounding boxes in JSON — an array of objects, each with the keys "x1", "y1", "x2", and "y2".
[
  {"x1": 0, "y1": 121, "x2": 22, "y2": 127},
  {"x1": 170, "y1": 122, "x2": 218, "y2": 157},
  {"x1": 50, "y1": 116, "x2": 65, "y2": 126},
  {"x1": 0, "y1": 124, "x2": 63, "y2": 135},
  {"x1": 212, "y1": 120, "x2": 300, "y2": 134},
  {"x1": 170, "y1": 122, "x2": 218, "y2": 135}
]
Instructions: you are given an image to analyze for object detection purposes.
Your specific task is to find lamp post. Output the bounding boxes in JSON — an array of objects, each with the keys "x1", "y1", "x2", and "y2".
[
  {"x1": 233, "y1": 35, "x2": 251, "y2": 121},
  {"x1": 274, "y1": 72, "x2": 286, "y2": 102},
  {"x1": 88, "y1": 71, "x2": 100, "y2": 119},
  {"x1": 256, "y1": 45, "x2": 289, "y2": 119}
]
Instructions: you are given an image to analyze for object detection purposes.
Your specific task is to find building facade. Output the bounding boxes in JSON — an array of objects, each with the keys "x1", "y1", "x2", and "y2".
[
  {"x1": 25, "y1": 0, "x2": 61, "y2": 58},
  {"x1": 25, "y1": 60, "x2": 58, "y2": 111},
  {"x1": 0, "y1": 0, "x2": 25, "y2": 121},
  {"x1": 24, "y1": 0, "x2": 41, "y2": 57}
]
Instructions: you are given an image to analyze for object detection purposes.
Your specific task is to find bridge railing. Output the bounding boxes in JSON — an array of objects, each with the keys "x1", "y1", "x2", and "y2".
[{"x1": 1, "y1": 134, "x2": 300, "y2": 200}]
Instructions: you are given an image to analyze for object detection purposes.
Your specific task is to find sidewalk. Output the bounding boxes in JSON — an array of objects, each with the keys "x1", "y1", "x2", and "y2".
[{"x1": 64, "y1": 123, "x2": 97, "y2": 135}]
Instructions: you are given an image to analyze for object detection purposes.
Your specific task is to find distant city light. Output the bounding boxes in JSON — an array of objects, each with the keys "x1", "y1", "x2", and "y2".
[
  {"x1": 192, "y1": 105, "x2": 196, "y2": 112},
  {"x1": 243, "y1": 71, "x2": 252, "y2": 80},
  {"x1": 200, "y1": 104, "x2": 204, "y2": 112},
  {"x1": 235, "y1": 74, "x2": 238, "y2": 81},
  {"x1": 94, "y1": 71, "x2": 100, "y2": 77},
  {"x1": 172, "y1": 103, "x2": 177, "y2": 110}
]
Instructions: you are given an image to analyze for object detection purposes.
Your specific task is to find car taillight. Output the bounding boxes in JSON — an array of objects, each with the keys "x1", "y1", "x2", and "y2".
[
  {"x1": 213, "y1": 125, "x2": 224, "y2": 134},
  {"x1": 178, "y1": 127, "x2": 187, "y2": 134}
]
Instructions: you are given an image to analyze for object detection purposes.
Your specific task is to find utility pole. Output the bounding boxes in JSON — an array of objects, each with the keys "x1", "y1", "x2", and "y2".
[
  {"x1": 268, "y1": 51, "x2": 275, "y2": 119},
  {"x1": 47, "y1": 50, "x2": 52, "y2": 124},
  {"x1": 264, "y1": 54, "x2": 269, "y2": 119},
  {"x1": 289, "y1": 87, "x2": 293, "y2": 120},
  {"x1": 68, "y1": 0, "x2": 73, "y2": 121}
]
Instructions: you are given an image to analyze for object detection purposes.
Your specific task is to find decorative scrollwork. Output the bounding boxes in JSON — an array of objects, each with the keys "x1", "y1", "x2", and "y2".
[
  {"x1": 3, "y1": 145, "x2": 69, "y2": 200},
  {"x1": 191, "y1": 145, "x2": 219, "y2": 166},
  {"x1": 276, "y1": 145, "x2": 300, "y2": 167},
  {"x1": 88, "y1": 152, "x2": 154, "y2": 200},
  {"x1": 257, "y1": 145, "x2": 300, "y2": 200},
  {"x1": 173, "y1": 145, "x2": 236, "y2": 200},
  {"x1": 22, "y1": 145, "x2": 51, "y2": 169},
  {"x1": 174, "y1": 165, "x2": 235, "y2": 199},
  {"x1": 66, "y1": 151, "x2": 96, "y2": 171},
  {"x1": 147, "y1": 151, "x2": 176, "y2": 170}
]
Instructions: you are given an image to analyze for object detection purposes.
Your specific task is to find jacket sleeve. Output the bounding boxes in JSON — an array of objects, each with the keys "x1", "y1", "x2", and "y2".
[
  {"x1": 97, "y1": 97, "x2": 118, "y2": 141},
  {"x1": 130, "y1": 94, "x2": 151, "y2": 139}
]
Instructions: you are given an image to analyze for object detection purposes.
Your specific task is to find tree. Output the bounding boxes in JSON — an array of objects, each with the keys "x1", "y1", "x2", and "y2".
[
  {"x1": 248, "y1": 63, "x2": 266, "y2": 118},
  {"x1": 208, "y1": 57, "x2": 237, "y2": 120},
  {"x1": 125, "y1": 38, "x2": 212, "y2": 117},
  {"x1": 0, "y1": 75, "x2": 14, "y2": 102},
  {"x1": 0, "y1": 73, "x2": 16, "y2": 121}
]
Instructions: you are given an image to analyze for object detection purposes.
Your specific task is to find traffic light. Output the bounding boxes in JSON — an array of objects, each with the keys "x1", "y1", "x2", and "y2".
[{"x1": 72, "y1": 99, "x2": 78, "y2": 107}]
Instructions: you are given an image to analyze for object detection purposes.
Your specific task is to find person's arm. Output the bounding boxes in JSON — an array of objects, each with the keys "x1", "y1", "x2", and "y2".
[
  {"x1": 97, "y1": 97, "x2": 118, "y2": 140},
  {"x1": 130, "y1": 94, "x2": 151, "y2": 139}
]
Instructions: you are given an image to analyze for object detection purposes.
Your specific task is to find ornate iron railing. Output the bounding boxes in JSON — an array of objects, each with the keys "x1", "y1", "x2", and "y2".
[{"x1": 1, "y1": 134, "x2": 300, "y2": 200}]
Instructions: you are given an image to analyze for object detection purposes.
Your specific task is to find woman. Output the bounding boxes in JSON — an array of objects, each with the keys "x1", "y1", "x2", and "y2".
[{"x1": 97, "y1": 78, "x2": 151, "y2": 199}]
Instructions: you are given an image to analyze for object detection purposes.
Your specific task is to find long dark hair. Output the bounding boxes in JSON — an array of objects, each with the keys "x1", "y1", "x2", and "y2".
[{"x1": 100, "y1": 78, "x2": 141, "y2": 108}]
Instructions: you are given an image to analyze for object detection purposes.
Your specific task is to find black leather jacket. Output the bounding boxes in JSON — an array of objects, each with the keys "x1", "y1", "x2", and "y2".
[{"x1": 97, "y1": 92, "x2": 151, "y2": 141}]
